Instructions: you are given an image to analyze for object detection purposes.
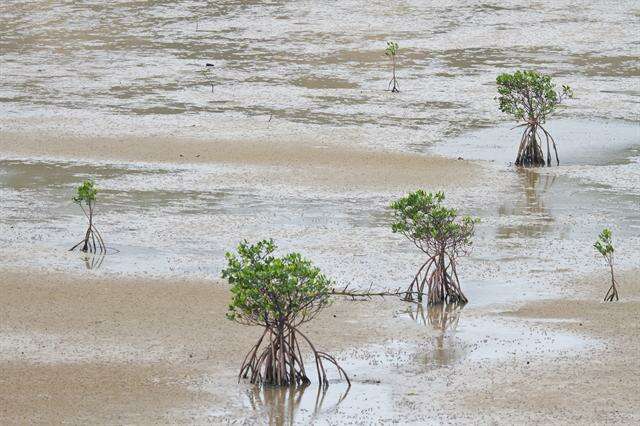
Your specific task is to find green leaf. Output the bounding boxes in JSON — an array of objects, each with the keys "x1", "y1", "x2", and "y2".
[{"x1": 221, "y1": 240, "x2": 332, "y2": 328}]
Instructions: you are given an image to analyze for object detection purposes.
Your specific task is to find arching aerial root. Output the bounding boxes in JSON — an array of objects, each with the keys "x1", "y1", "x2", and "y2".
[
  {"x1": 514, "y1": 122, "x2": 559, "y2": 167},
  {"x1": 403, "y1": 254, "x2": 468, "y2": 305},
  {"x1": 69, "y1": 224, "x2": 107, "y2": 254},
  {"x1": 70, "y1": 203, "x2": 107, "y2": 254},
  {"x1": 604, "y1": 270, "x2": 619, "y2": 302},
  {"x1": 239, "y1": 324, "x2": 350, "y2": 388},
  {"x1": 388, "y1": 77, "x2": 399, "y2": 93}
]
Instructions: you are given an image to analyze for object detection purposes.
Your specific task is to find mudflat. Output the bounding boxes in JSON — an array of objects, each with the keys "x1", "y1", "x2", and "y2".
[
  {"x1": 1, "y1": 268, "x2": 637, "y2": 424},
  {"x1": 2, "y1": 1, "x2": 639, "y2": 423}
]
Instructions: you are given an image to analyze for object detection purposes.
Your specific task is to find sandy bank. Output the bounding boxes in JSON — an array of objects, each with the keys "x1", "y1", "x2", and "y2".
[
  {"x1": 458, "y1": 269, "x2": 640, "y2": 423},
  {"x1": 0, "y1": 269, "x2": 423, "y2": 423},
  {"x1": 0, "y1": 117, "x2": 479, "y2": 192}
]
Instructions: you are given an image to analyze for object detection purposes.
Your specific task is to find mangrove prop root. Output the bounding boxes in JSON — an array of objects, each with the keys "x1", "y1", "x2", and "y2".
[
  {"x1": 239, "y1": 323, "x2": 350, "y2": 388},
  {"x1": 70, "y1": 224, "x2": 106, "y2": 254},
  {"x1": 604, "y1": 282, "x2": 619, "y2": 302},
  {"x1": 70, "y1": 203, "x2": 107, "y2": 254},
  {"x1": 388, "y1": 54, "x2": 399, "y2": 93},
  {"x1": 604, "y1": 263, "x2": 619, "y2": 302},
  {"x1": 402, "y1": 253, "x2": 468, "y2": 305},
  {"x1": 388, "y1": 77, "x2": 399, "y2": 93},
  {"x1": 514, "y1": 122, "x2": 559, "y2": 167}
]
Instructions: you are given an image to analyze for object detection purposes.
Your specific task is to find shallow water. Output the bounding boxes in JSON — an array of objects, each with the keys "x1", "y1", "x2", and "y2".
[
  {"x1": 186, "y1": 302, "x2": 593, "y2": 424},
  {"x1": 1, "y1": 118, "x2": 638, "y2": 290}
]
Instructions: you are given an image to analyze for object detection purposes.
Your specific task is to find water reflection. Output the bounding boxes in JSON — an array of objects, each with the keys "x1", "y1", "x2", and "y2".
[
  {"x1": 245, "y1": 383, "x2": 350, "y2": 426},
  {"x1": 406, "y1": 303, "x2": 463, "y2": 332},
  {"x1": 497, "y1": 169, "x2": 556, "y2": 239},
  {"x1": 406, "y1": 303, "x2": 468, "y2": 368},
  {"x1": 81, "y1": 253, "x2": 106, "y2": 270}
]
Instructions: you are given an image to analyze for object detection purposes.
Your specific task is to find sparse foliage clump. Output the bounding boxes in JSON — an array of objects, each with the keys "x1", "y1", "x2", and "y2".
[
  {"x1": 70, "y1": 180, "x2": 106, "y2": 254},
  {"x1": 385, "y1": 41, "x2": 400, "y2": 93},
  {"x1": 391, "y1": 190, "x2": 478, "y2": 305},
  {"x1": 594, "y1": 228, "x2": 619, "y2": 302},
  {"x1": 222, "y1": 239, "x2": 349, "y2": 388},
  {"x1": 497, "y1": 70, "x2": 573, "y2": 167}
]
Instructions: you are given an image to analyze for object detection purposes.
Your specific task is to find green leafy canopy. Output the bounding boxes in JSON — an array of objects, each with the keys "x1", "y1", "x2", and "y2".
[
  {"x1": 390, "y1": 190, "x2": 478, "y2": 255},
  {"x1": 594, "y1": 228, "x2": 614, "y2": 257},
  {"x1": 385, "y1": 41, "x2": 399, "y2": 57},
  {"x1": 73, "y1": 180, "x2": 97, "y2": 205},
  {"x1": 496, "y1": 70, "x2": 573, "y2": 123},
  {"x1": 221, "y1": 239, "x2": 332, "y2": 327}
]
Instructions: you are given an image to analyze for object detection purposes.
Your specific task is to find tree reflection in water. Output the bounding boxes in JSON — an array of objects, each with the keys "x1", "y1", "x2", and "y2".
[
  {"x1": 81, "y1": 253, "x2": 106, "y2": 270},
  {"x1": 407, "y1": 303, "x2": 466, "y2": 367},
  {"x1": 407, "y1": 303, "x2": 463, "y2": 332},
  {"x1": 497, "y1": 169, "x2": 557, "y2": 239},
  {"x1": 245, "y1": 381, "x2": 350, "y2": 426}
]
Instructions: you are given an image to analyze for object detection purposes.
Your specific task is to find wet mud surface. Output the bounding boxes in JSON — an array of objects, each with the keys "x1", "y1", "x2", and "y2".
[{"x1": 1, "y1": 0, "x2": 639, "y2": 424}]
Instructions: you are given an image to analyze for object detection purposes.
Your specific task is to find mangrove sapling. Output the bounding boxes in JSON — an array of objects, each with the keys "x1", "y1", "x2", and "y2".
[
  {"x1": 385, "y1": 41, "x2": 400, "y2": 92},
  {"x1": 391, "y1": 190, "x2": 478, "y2": 305},
  {"x1": 222, "y1": 239, "x2": 350, "y2": 388},
  {"x1": 594, "y1": 228, "x2": 619, "y2": 302},
  {"x1": 496, "y1": 70, "x2": 573, "y2": 167},
  {"x1": 69, "y1": 180, "x2": 106, "y2": 254}
]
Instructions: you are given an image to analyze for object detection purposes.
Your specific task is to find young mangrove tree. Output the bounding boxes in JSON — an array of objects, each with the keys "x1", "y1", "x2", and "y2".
[
  {"x1": 70, "y1": 180, "x2": 106, "y2": 254},
  {"x1": 496, "y1": 70, "x2": 573, "y2": 167},
  {"x1": 391, "y1": 190, "x2": 478, "y2": 305},
  {"x1": 222, "y1": 239, "x2": 349, "y2": 388},
  {"x1": 594, "y1": 228, "x2": 619, "y2": 302},
  {"x1": 385, "y1": 41, "x2": 400, "y2": 93}
]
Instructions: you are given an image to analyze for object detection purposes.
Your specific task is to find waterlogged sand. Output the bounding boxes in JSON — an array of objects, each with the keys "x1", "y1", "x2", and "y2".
[
  {"x1": 1, "y1": 268, "x2": 638, "y2": 424},
  {"x1": 2, "y1": 0, "x2": 639, "y2": 423},
  {"x1": 463, "y1": 270, "x2": 640, "y2": 424},
  {"x1": 0, "y1": 120, "x2": 478, "y2": 192},
  {"x1": 0, "y1": 269, "x2": 424, "y2": 423}
]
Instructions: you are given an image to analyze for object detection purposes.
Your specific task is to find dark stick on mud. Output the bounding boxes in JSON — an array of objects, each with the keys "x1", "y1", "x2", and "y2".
[{"x1": 70, "y1": 180, "x2": 106, "y2": 255}]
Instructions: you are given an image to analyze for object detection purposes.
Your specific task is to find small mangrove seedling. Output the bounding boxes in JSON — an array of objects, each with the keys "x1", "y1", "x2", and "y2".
[
  {"x1": 391, "y1": 190, "x2": 478, "y2": 305},
  {"x1": 222, "y1": 239, "x2": 349, "y2": 388},
  {"x1": 385, "y1": 41, "x2": 400, "y2": 92},
  {"x1": 496, "y1": 70, "x2": 573, "y2": 167},
  {"x1": 70, "y1": 180, "x2": 106, "y2": 254},
  {"x1": 594, "y1": 228, "x2": 619, "y2": 302}
]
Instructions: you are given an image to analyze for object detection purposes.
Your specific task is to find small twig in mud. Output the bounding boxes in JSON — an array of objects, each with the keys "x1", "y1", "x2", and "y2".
[
  {"x1": 594, "y1": 228, "x2": 619, "y2": 302},
  {"x1": 202, "y1": 63, "x2": 215, "y2": 92},
  {"x1": 330, "y1": 283, "x2": 411, "y2": 301}
]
